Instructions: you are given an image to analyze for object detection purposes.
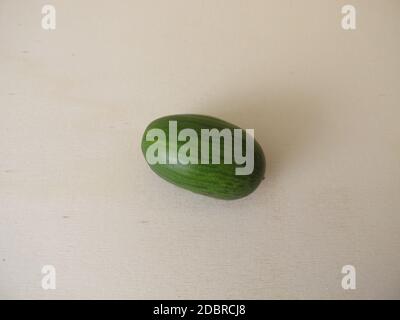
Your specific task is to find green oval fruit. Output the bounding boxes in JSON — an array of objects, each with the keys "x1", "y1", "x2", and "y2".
[{"x1": 141, "y1": 114, "x2": 266, "y2": 200}]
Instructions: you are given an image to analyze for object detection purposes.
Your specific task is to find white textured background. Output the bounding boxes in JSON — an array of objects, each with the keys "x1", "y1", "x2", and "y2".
[{"x1": 0, "y1": 0, "x2": 399, "y2": 299}]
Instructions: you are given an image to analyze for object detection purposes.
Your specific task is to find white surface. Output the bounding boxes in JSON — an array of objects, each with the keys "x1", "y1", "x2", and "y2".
[{"x1": 0, "y1": 0, "x2": 399, "y2": 299}]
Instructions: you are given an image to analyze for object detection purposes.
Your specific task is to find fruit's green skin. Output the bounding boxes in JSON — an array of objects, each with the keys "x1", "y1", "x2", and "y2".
[{"x1": 141, "y1": 114, "x2": 266, "y2": 200}]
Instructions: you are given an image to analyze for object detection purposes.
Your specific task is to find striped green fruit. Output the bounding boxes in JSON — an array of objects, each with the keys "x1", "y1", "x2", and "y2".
[{"x1": 141, "y1": 114, "x2": 266, "y2": 200}]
